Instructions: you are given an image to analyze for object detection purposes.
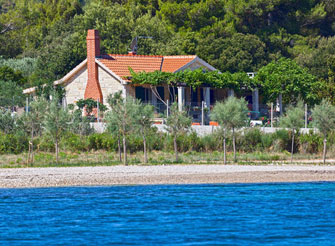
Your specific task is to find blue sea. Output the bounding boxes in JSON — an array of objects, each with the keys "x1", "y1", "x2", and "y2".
[{"x1": 1, "y1": 183, "x2": 335, "y2": 245}]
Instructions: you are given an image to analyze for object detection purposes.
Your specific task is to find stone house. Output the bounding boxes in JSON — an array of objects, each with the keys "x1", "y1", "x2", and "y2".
[{"x1": 23, "y1": 29, "x2": 260, "y2": 121}]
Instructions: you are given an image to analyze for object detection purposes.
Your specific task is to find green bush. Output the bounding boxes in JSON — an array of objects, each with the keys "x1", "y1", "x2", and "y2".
[
  {"x1": 261, "y1": 133, "x2": 273, "y2": 149},
  {"x1": 299, "y1": 131, "x2": 322, "y2": 154},
  {"x1": 126, "y1": 134, "x2": 143, "y2": 153},
  {"x1": 0, "y1": 133, "x2": 28, "y2": 154},
  {"x1": 272, "y1": 129, "x2": 291, "y2": 152},
  {"x1": 146, "y1": 131, "x2": 164, "y2": 151},
  {"x1": 61, "y1": 133, "x2": 89, "y2": 152},
  {"x1": 36, "y1": 135, "x2": 55, "y2": 152},
  {"x1": 88, "y1": 133, "x2": 111, "y2": 150},
  {"x1": 239, "y1": 128, "x2": 263, "y2": 152}
]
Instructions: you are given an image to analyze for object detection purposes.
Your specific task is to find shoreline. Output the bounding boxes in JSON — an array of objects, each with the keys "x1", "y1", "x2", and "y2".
[{"x1": 1, "y1": 164, "x2": 335, "y2": 188}]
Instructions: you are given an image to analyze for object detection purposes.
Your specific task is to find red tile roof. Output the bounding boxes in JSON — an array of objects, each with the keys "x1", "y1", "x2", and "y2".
[
  {"x1": 98, "y1": 54, "x2": 196, "y2": 79},
  {"x1": 161, "y1": 55, "x2": 196, "y2": 72}
]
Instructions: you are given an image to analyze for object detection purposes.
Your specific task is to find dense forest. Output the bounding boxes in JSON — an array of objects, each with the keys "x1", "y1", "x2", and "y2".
[{"x1": 1, "y1": 0, "x2": 335, "y2": 105}]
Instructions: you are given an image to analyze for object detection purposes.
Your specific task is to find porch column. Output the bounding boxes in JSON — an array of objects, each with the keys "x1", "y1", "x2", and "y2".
[
  {"x1": 276, "y1": 93, "x2": 283, "y2": 115},
  {"x1": 203, "y1": 87, "x2": 210, "y2": 108},
  {"x1": 252, "y1": 88, "x2": 259, "y2": 117},
  {"x1": 228, "y1": 89, "x2": 234, "y2": 97},
  {"x1": 178, "y1": 86, "x2": 184, "y2": 111}
]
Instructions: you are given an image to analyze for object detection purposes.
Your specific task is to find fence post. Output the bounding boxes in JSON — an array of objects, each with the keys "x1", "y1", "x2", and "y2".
[
  {"x1": 305, "y1": 103, "x2": 308, "y2": 128},
  {"x1": 26, "y1": 97, "x2": 29, "y2": 115},
  {"x1": 201, "y1": 101, "x2": 204, "y2": 125},
  {"x1": 271, "y1": 102, "x2": 273, "y2": 128},
  {"x1": 166, "y1": 99, "x2": 169, "y2": 118}
]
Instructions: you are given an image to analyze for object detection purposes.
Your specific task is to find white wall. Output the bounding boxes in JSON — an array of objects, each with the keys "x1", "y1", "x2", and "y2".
[
  {"x1": 64, "y1": 67, "x2": 88, "y2": 105},
  {"x1": 64, "y1": 65, "x2": 125, "y2": 106}
]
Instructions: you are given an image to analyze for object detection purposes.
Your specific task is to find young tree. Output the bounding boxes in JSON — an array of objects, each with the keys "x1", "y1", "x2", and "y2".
[
  {"x1": 69, "y1": 108, "x2": 94, "y2": 137},
  {"x1": 22, "y1": 97, "x2": 47, "y2": 164},
  {"x1": 107, "y1": 91, "x2": 136, "y2": 165},
  {"x1": 105, "y1": 111, "x2": 122, "y2": 162},
  {"x1": 0, "y1": 108, "x2": 16, "y2": 134},
  {"x1": 134, "y1": 101, "x2": 154, "y2": 164},
  {"x1": 280, "y1": 101, "x2": 305, "y2": 163},
  {"x1": 165, "y1": 102, "x2": 191, "y2": 162},
  {"x1": 211, "y1": 97, "x2": 248, "y2": 163},
  {"x1": 311, "y1": 100, "x2": 335, "y2": 164},
  {"x1": 43, "y1": 94, "x2": 71, "y2": 163}
]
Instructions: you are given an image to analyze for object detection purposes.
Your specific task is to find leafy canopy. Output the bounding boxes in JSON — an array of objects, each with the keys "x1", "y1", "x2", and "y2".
[
  {"x1": 211, "y1": 96, "x2": 249, "y2": 130},
  {"x1": 130, "y1": 68, "x2": 256, "y2": 93},
  {"x1": 255, "y1": 58, "x2": 322, "y2": 105},
  {"x1": 312, "y1": 99, "x2": 335, "y2": 137},
  {"x1": 280, "y1": 101, "x2": 305, "y2": 130}
]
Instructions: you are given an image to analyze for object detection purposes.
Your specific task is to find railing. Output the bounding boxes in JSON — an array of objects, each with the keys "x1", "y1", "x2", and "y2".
[{"x1": 137, "y1": 101, "x2": 313, "y2": 127}]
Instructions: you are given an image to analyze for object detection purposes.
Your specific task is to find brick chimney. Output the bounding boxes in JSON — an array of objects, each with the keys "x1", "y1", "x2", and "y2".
[{"x1": 84, "y1": 29, "x2": 103, "y2": 103}]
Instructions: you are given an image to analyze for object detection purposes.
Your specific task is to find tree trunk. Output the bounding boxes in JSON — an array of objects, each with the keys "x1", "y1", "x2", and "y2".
[
  {"x1": 233, "y1": 128, "x2": 236, "y2": 163},
  {"x1": 143, "y1": 133, "x2": 148, "y2": 164},
  {"x1": 117, "y1": 135, "x2": 122, "y2": 162},
  {"x1": 55, "y1": 138, "x2": 59, "y2": 164},
  {"x1": 223, "y1": 136, "x2": 227, "y2": 164},
  {"x1": 31, "y1": 127, "x2": 34, "y2": 165},
  {"x1": 323, "y1": 137, "x2": 327, "y2": 165},
  {"x1": 123, "y1": 135, "x2": 127, "y2": 165},
  {"x1": 291, "y1": 129, "x2": 295, "y2": 163},
  {"x1": 174, "y1": 135, "x2": 178, "y2": 162}
]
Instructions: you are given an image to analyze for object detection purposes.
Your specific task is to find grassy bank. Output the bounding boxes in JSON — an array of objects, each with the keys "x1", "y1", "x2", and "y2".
[{"x1": 1, "y1": 150, "x2": 334, "y2": 168}]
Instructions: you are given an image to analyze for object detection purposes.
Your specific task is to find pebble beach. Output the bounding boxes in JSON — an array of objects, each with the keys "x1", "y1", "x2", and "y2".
[{"x1": 2, "y1": 164, "x2": 335, "y2": 188}]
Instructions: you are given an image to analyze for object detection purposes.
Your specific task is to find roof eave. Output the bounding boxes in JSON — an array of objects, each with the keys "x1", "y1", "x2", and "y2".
[
  {"x1": 174, "y1": 56, "x2": 218, "y2": 73},
  {"x1": 23, "y1": 59, "x2": 88, "y2": 95}
]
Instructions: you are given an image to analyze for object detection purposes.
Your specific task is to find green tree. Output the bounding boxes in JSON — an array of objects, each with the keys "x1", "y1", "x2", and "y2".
[
  {"x1": 105, "y1": 110, "x2": 122, "y2": 162},
  {"x1": 0, "y1": 108, "x2": 15, "y2": 134},
  {"x1": 165, "y1": 102, "x2": 191, "y2": 162},
  {"x1": 311, "y1": 99, "x2": 335, "y2": 164},
  {"x1": 256, "y1": 58, "x2": 322, "y2": 105},
  {"x1": 0, "y1": 80, "x2": 24, "y2": 108},
  {"x1": 22, "y1": 97, "x2": 47, "y2": 164},
  {"x1": 43, "y1": 93, "x2": 71, "y2": 163},
  {"x1": 280, "y1": 101, "x2": 305, "y2": 163},
  {"x1": 197, "y1": 33, "x2": 268, "y2": 73},
  {"x1": 69, "y1": 107, "x2": 94, "y2": 136},
  {"x1": 211, "y1": 97, "x2": 248, "y2": 163},
  {"x1": 133, "y1": 101, "x2": 154, "y2": 163},
  {"x1": 0, "y1": 66, "x2": 26, "y2": 85},
  {"x1": 107, "y1": 91, "x2": 137, "y2": 165}
]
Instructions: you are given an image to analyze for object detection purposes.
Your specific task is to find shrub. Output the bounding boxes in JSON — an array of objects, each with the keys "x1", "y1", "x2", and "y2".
[
  {"x1": 36, "y1": 135, "x2": 55, "y2": 152},
  {"x1": 240, "y1": 128, "x2": 263, "y2": 152},
  {"x1": 126, "y1": 134, "x2": 143, "y2": 153},
  {"x1": 272, "y1": 129, "x2": 291, "y2": 152},
  {"x1": 299, "y1": 131, "x2": 322, "y2": 154},
  {"x1": 146, "y1": 131, "x2": 164, "y2": 151},
  {"x1": 201, "y1": 134, "x2": 221, "y2": 152},
  {"x1": 88, "y1": 133, "x2": 107, "y2": 150},
  {"x1": 0, "y1": 133, "x2": 28, "y2": 154},
  {"x1": 261, "y1": 133, "x2": 273, "y2": 150},
  {"x1": 61, "y1": 133, "x2": 89, "y2": 152}
]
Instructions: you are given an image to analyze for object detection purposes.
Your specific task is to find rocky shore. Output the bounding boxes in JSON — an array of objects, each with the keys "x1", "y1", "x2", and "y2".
[{"x1": 1, "y1": 164, "x2": 335, "y2": 188}]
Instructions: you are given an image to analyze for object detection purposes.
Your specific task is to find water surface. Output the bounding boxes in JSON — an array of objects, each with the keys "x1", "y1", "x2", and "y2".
[{"x1": 1, "y1": 183, "x2": 335, "y2": 245}]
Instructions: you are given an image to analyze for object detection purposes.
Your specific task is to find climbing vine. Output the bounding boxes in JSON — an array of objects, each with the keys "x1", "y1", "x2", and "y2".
[{"x1": 129, "y1": 68, "x2": 256, "y2": 93}]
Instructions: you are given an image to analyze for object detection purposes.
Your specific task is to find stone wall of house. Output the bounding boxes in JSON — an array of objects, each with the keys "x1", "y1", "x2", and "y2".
[
  {"x1": 98, "y1": 66, "x2": 124, "y2": 104},
  {"x1": 64, "y1": 66, "x2": 88, "y2": 105},
  {"x1": 64, "y1": 65, "x2": 125, "y2": 106}
]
